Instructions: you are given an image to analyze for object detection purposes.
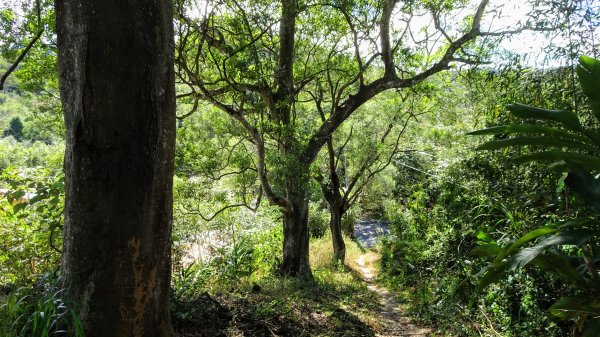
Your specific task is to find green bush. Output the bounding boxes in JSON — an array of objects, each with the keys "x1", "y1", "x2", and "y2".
[
  {"x1": 0, "y1": 166, "x2": 64, "y2": 287},
  {"x1": 380, "y1": 149, "x2": 570, "y2": 336},
  {"x1": 309, "y1": 204, "x2": 330, "y2": 238},
  {"x1": 471, "y1": 56, "x2": 600, "y2": 335},
  {"x1": 0, "y1": 276, "x2": 83, "y2": 337},
  {"x1": 3, "y1": 117, "x2": 24, "y2": 141}
]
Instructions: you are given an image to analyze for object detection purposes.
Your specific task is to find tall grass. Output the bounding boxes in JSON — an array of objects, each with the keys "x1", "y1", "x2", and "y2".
[{"x1": 0, "y1": 286, "x2": 84, "y2": 337}]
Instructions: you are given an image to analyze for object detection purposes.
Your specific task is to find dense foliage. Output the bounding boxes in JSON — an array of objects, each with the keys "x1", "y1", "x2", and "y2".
[{"x1": 376, "y1": 60, "x2": 600, "y2": 336}]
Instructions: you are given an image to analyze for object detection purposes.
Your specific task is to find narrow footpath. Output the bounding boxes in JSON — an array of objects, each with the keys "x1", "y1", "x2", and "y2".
[{"x1": 354, "y1": 220, "x2": 432, "y2": 337}]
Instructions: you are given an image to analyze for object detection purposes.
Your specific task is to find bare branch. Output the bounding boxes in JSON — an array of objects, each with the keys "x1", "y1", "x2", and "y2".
[{"x1": 178, "y1": 187, "x2": 262, "y2": 222}]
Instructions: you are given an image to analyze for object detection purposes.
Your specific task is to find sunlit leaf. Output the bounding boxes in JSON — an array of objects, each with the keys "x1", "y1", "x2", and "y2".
[
  {"x1": 577, "y1": 56, "x2": 600, "y2": 122},
  {"x1": 477, "y1": 137, "x2": 597, "y2": 153},
  {"x1": 507, "y1": 103, "x2": 581, "y2": 131},
  {"x1": 471, "y1": 243, "x2": 502, "y2": 257},
  {"x1": 507, "y1": 229, "x2": 596, "y2": 271},
  {"x1": 513, "y1": 150, "x2": 600, "y2": 170}
]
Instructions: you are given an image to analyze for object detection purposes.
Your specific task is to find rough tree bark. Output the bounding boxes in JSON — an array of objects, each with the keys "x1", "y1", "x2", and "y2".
[
  {"x1": 56, "y1": 0, "x2": 176, "y2": 336},
  {"x1": 281, "y1": 191, "x2": 312, "y2": 276},
  {"x1": 329, "y1": 198, "x2": 346, "y2": 263}
]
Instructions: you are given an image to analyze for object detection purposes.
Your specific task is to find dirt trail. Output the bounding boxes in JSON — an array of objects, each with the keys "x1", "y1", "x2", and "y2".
[{"x1": 356, "y1": 254, "x2": 432, "y2": 337}]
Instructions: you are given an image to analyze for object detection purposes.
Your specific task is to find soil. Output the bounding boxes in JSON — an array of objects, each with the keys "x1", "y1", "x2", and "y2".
[{"x1": 356, "y1": 254, "x2": 432, "y2": 337}]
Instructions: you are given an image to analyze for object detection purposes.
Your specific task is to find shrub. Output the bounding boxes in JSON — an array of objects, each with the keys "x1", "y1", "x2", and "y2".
[
  {"x1": 471, "y1": 56, "x2": 600, "y2": 335},
  {"x1": 0, "y1": 276, "x2": 83, "y2": 337}
]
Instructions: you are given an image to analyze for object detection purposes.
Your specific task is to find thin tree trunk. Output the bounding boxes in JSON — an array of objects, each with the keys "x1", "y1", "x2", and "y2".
[
  {"x1": 323, "y1": 138, "x2": 347, "y2": 263},
  {"x1": 330, "y1": 201, "x2": 346, "y2": 263},
  {"x1": 56, "y1": 0, "x2": 176, "y2": 336}
]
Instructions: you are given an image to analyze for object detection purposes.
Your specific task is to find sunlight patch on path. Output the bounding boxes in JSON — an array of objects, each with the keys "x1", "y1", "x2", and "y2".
[{"x1": 356, "y1": 254, "x2": 432, "y2": 337}]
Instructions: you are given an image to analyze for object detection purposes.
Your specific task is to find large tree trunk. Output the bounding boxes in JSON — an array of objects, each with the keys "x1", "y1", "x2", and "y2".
[
  {"x1": 281, "y1": 197, "x2": 311, "y2": 277},
  {"x1": 275, "y1": 0, "x2": 312, "y2": 277},
  {"x1": 280, "y1": 159, "x2": 311, "y2": 277},
  {"x1": 56, "y1": 1, "x2": 176, "y2": 336}
]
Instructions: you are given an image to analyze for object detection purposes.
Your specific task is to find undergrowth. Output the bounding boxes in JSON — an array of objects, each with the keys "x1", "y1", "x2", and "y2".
[{"x1": 171, "y1": 234, "x2": 384, "y2": 337}]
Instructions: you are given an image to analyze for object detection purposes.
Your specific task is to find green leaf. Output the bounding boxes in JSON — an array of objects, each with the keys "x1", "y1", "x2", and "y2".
[
  {"x1": 507, "y1": 229, "x2": 597, "y2": 271},
  {"x1": 549, "y1": 295, "x2": 600, "y2": 320},
  {"x1": 507, "y1": 103, "x2": 582, "y2": 131},
  {"x1": 475, "y1": 231, "x2": 494, "y2": 243},
  {"x1": 565, "y1": 164, "x2": 600, "y2": 213},
  {"x1": 577, "y1": 56, "x2": 600, "y2": 122},
  {"x1": 471, "y1": 243, "x2": 502, "y2": 257},
  {"x1": 477, "y1": 137, "x2": 597, "y2": 153},
  {"x1": 501, "y1": 225, "x2": 559, "y2": 259},
  {"x1": 468, "y1": 124, "x2": 588, "y2": 143},
  {"x1": 558, "y1": 218, "x2": 597, "y2": 230},
  {"x1": 513, "y1": 150, "x2": 600, "y2": 170},
  {"x1": 581, "y1": 129, "x2": 600, "y2": 148},
  {"x1": 533, "y1": 252, "x2": 588, "y2": 290},
  {"x1": 478, "y1": 262, "x2": 508, "y2": 289}
]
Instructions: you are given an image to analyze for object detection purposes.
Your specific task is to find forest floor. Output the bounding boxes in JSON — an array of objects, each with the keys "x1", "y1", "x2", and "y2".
[
  {"x1": 353, "y1": 220, "x2": 432, "y2": 337},
  {"x1": 355, "y1": 252, "x2": 431, "y2": 337},
  {"x1": 173, "y1": 219, "x2": 434, "y2": 337}
]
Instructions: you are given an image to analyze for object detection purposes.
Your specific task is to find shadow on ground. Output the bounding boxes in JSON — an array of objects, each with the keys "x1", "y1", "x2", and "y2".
[{"x1": 172, "y1": 282, "x2": 376, "y2": 337}]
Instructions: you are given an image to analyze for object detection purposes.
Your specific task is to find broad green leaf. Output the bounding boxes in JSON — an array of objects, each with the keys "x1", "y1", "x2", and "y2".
[
  {"x1": 513, "y1": 150, "x2": 600, "y2": 170},
  {"x1": 475, "y1": 231, "x2": 494, "y2": 243},
  {"x1": 507, "y1": 229, "x2": 597, "y2": 270},
  {"x1": 468, "y1": 124, "x2": 588, "y2": 143},
  {"x1": 500, "y1": 225, "x2": 559, "y2": 259},
  {"x1": 577, "y1": 56, "x2": 600, "y2": 122},
  {"x1": 559, "y1": 218, "x2": 598, "y2": 230},
  {"x1": 533, "y1": 252, "x2": 588, "y2": 290},
  {"x1": 581, "y1": 129, "x2": 600, "y2": 148},
  {"x1": 549, "y1": 295, "x2": 600, "y2": 319},
  {"x1": 471, "y1": 243, "x2": 502, "y2": 257},
  {"x1": 477, "y1": 137, "x2": 597, "y2": 153},
  {"x1": 507, "y1": 103, "x2": 582, "y2": 131},
  {"x1": 478, "y1": 262, "x2": 508, "y2": 289},
  {"x1": 565, "y1": 164, "x2": 600, "y2": 213}
]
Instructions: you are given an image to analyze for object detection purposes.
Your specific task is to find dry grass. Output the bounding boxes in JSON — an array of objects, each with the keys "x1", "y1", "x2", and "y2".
[{"x1": 310, "y1": 233, "x2": 381, "y2": 278}]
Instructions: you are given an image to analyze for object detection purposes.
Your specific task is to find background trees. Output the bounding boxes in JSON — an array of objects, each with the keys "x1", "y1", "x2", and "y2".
[
  {"x1": 174, "y1": 0, "x2": 529, "y2": 277},
  {"x1": 314, "y1": 92, "x2": 414, "y2": 263}
]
